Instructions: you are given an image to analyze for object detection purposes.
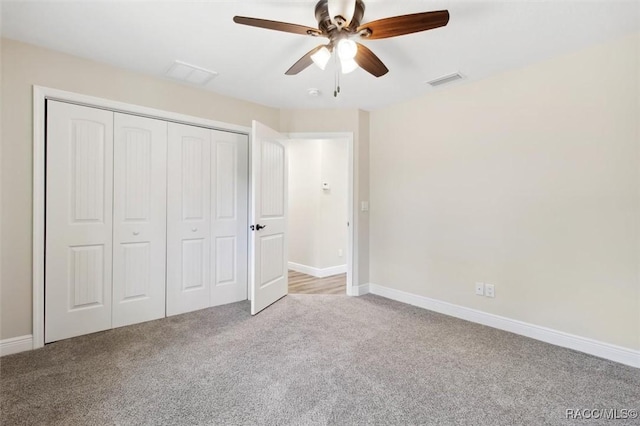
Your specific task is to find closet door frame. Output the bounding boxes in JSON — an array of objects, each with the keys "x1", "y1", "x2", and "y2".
[{"x1": 32, "y1": 86, "x2": 251, "y2": 349}]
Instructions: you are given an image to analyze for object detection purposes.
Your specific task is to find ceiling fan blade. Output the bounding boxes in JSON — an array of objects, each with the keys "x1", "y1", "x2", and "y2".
[
  {"x1": 357, "y1": 10, "x2": 449, "y2": 40},
  {"x1": 233, "y1": 16, "x2": 322, "y2": 37},
  {"x1": 354, "y1": 43, "x2": 389, "y2": 77},
  {"x1": 285, "y1": 45, "x2": 325, "y2": 75}
]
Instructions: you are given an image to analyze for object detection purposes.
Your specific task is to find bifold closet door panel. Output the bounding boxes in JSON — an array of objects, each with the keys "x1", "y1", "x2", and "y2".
[
  {"x1": 112, "y1": 113, "x2": 168, "y2": 328},
  {"x1": 167, "y1": 123, "x2": 212, "y2": 316},
  {"x1": 210, "y1": 131, "x2": 249, "y2": 306},
  {"x1": 45, "y1": 101, "x2": 114, "y2": 343}
]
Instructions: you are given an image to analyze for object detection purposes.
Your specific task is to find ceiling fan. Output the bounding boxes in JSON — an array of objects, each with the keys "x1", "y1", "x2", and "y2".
[{"x1": 233, "y1": 0, "x2": 450, "y2": 78}]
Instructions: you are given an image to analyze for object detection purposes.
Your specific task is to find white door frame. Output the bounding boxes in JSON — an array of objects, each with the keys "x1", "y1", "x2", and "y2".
[
  {"x1": 286, "y1": 132, "x2": 356, "y2": 295},
  {"x1": 32, "y1": 86, "x2": 250, "y2": 349}
]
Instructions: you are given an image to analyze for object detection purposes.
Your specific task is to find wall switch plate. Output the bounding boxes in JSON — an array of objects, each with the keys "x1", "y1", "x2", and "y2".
[
  {"x1": 338, "y1": 249, "x2": 343, "y2": 257},
  {"x1": 475, "y1": 282, "x2": 485, "y2": 296},
  {"x1": 361, "y1": 201, "x2": 369, "y2": 212},
  {"x1": 485, "y1": 283, "x2": 495, "y2": 298}
]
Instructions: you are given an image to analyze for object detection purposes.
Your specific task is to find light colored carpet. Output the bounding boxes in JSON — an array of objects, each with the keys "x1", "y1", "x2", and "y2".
[{"x1": 1, "y1": 294, "x2": 638, "y2": 425}]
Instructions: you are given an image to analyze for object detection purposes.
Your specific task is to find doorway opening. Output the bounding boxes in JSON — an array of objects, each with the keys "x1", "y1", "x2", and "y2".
[{"x1": 286, "y1": 134, "x2": 353, "y2": 295}]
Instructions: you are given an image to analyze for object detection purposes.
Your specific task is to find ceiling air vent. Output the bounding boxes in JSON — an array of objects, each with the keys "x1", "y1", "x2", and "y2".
[
  {"x1": 426, "y1": 72, "x2": 464, "y2": 88},
  {"x1": 165, "y1": 60, "x2": 218, "y2": 86}
]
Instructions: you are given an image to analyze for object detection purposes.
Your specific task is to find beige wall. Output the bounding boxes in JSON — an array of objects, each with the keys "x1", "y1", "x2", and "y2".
[
  {"x1": 0, "y1": 38, "x2": 280, "y2": 339},
  {"x1": 370, "y1": 33, "x2": 640, "y2": 350},
  {"x1": 289, "y1": 140, "x2": 322, "y2": 268},
  {"x1": 280, "y1": 109, "x2": 370, "y2": 286},
  {"x1": 289, "y1": 138, "x2": 348, "y2": 270},
  {"x1": 317, "y1": 139, "x2": 349, "y2": 269}
]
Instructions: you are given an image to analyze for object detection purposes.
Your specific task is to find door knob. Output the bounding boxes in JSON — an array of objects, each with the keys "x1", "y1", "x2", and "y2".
[
  {"x1": 191, "y1": 228, "x2": 198, "y2": 232},
  {"x1": 255, "y1": 224, "x2": 267, "y2": 231},
  {"x1": 133, "y1": 231, "x2": 139, "y2": 236}
]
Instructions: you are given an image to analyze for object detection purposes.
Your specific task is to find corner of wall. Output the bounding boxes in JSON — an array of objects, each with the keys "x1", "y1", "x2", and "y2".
[{"x1": 356, "y1": 109, "x2": 370, "y2": 285}]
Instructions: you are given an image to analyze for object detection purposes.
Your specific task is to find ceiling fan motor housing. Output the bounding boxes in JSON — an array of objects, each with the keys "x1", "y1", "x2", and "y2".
[{"x1": 315, "y1": 0, "x2": 365, "y2": 37}]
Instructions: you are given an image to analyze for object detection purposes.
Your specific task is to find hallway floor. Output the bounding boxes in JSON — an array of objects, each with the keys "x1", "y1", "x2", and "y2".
[{"x1": 288, "y1": 270, "x2": 346, "y2": 295}]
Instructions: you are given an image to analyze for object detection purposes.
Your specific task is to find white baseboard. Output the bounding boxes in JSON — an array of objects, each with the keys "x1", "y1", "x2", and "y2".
[
  {"x1": 288, "y1": 262, "x2": 347, "y2": 278},
  {"x1": 365, "y1": 283, "x2": 640, "y2": 369},
  {"x1": 348, "y1": 283, "x2": 370, "y2": 296},
  {"x1": 0, "y1": 335, "x2": 33, "y2": 357}
]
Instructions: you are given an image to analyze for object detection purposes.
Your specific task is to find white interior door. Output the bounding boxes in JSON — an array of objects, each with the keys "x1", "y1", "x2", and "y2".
[
  {"x1": 45, "y1": 101, "x2": 114, "y2": 342},
  {"x1": 166, "y1": 123, "x2": 212, "y2": 316},
  {"x1": 210, "y1": 130, "x2": 249, "y2": 306},
  {"x1": 112, "y1": 113, "x2": 167, "y2": 327},
  {"x1": 250, "y1": 121, "x2": 288, "y2": 315}
]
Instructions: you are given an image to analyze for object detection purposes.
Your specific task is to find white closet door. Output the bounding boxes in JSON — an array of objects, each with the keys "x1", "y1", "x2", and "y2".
[
  {"x1": 112, "y1": 113, "x2": 167, "y2": 327},
  {"x1": 167, "y1": 123, "x2": 212, "y2": 316},
  {"x1": 45, "y1": 101, "x2": 114, "y2": 343},
  {"x1": 210, "y1": 130, "x2": 249, "y2": 306}
]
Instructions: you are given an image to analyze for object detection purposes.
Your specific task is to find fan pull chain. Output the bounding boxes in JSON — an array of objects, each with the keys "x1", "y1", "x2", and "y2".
[
  {"x1": 333, "y1": 55, "x2": 339, "y2": 98},
  {"x1": 334, "y1": 53, "x2": 341, "y2": 98}
]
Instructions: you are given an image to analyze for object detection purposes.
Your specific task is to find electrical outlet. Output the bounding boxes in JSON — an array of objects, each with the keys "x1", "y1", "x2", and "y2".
[
  {"x1": 485, "y1": 283, "x2": 495, "y2": 298},
  {"x1": 475, "y1": 282, "x2": 485, "y2": 296}
]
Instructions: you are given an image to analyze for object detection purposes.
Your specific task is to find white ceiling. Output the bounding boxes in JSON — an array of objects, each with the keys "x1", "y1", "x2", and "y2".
[{"x1": 2, "y1": 1, "x2": 639, "y2": 110}]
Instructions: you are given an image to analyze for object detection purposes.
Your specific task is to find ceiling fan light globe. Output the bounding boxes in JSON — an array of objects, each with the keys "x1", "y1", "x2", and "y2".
[
  {"x1": 337, "y1": 39, "x2": 358, "y2": 61},
  {"x1": 341, "y1": 57, "x2": 359, "y2": 74},
  {"x1": 311, "y1": 46, "x2": 332, "y2": 70},
  {"x1": 328, "y1": 0, "x2": 356, "y2": 26}
]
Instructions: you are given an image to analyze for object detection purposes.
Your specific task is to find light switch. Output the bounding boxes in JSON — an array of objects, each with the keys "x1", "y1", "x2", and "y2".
[{"x1": 361, "y1": 201, "x2": 369, "y2": 212}]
